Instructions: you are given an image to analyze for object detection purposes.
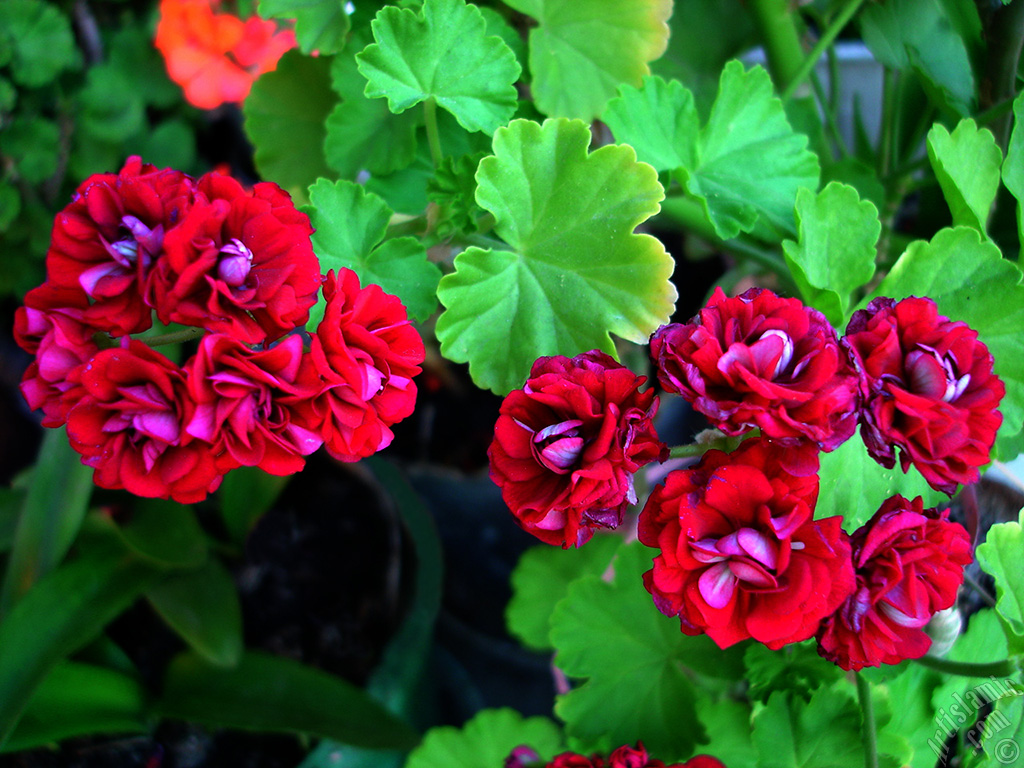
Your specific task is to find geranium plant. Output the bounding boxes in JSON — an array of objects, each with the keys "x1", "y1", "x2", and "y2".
[{"x1": 3, "y1": 0, "x2": 1024, "y2": 767}]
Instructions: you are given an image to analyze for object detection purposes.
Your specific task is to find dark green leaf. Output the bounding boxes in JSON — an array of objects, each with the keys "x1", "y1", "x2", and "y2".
[
  {"x1": 743, "y1": 641, "x2": 844, "y2": 704},
  {"x1": 147, "y1": 558, "x2": 243, "y2": 667},
  {"x1": 244, "y1": 50, "x2": 338, "y2": 200},
  {"x1": 426, "y1": 151, "x2": 488, "y2": 238},
  {"x1": 155, "y1": 651, "x2": 421, "y2": 749},
  {"x1": 0, "y1": 428, "x2": 94, "y2": 614},
  {"x1": 107, "y1": 23, "x2": 180, "y2": 108},
  {"x1": 356, "y1": 0, "x2": 520, "y2": 133},
  {"x1": 751, "y1": 688, "x2": 863, "y2": 768},
  {"x1": 1, "y1": 662, "x2": 147, "y2": 753},
  {"x1": 323, "y1": 92, "x2": 421, "y2": 177},
  {"x1": 552, "y1": 541, "x2": 745, "y2": 757},
  {"x1": 506, "y1": 534, "x2": 621, "y2": 651},
  {"x1": 305, "y1": 179, "x2": 440, "y2": 322},
  {"x1": 3, "y1": 117, "x2": 59, "y2": 184},
  {"x1": 138, "y1": 121, "x2": 197, "y2": 172},
  {"x1": 78, "y1": 65, "x2": 147, "y2": 142},
  {"x1": 103, "y1": 498, "x2": 208, "y2": 569},
  {"x1": 260, "y1": 0, "x2": 351, "y2": 56},
  {"x1": 0, "y1": 543, "x2": 162, "y2": 748},
  {"x1": 404, "y1": 708, "x2": 562, "y2": 768},
  {"x1": 0, "y1": 0, "x2": 80, "y2": 87},
  {"x1": 219, "y1": 466, "x2": 290, "y2": 547}
]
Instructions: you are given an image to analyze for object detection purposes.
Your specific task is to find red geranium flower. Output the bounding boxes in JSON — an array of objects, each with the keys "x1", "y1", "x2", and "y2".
[
  {"x1": 65, "y1": 340, "x2": 223, "y2": 504},
  {"x1": 489, "y1": 351, "x2": 667, "y2": 548},
  {"x1": 155, "y1": 0, "x2": 296, "y2": 110},
  {"x1": 305, "y1": 269, "x2": 425, "y2": 462},
  {"x1": 651, "y1": 287, "x2": 859, "y2": 452},
  {"x1": 14, "y1": 283, "x2": 99, "y2": 427},
  {"x1": 45, "y1": 156, "x2": 195, "y2": 336},
  {"x1": 816, "y1": 494, "x2": 972, "y2": 671},
  {"x1": 184, "y1": 333, "x2": 324, "y2": 476},
  {"x1": 638, "y1": 437, "x2": 855, "y2": 649},
  {"x1": 539, "y1": 744, "x2": 726, "y2": 768},
  {"x1": 843, "y1": 296, "x2": 1004, "y2": 495},
  {"x1": 150, "y1": 172, "x2": 320, "y2": 343}
]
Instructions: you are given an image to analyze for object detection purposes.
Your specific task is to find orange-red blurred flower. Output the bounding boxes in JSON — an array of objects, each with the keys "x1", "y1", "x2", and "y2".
[{"x1": 155, "y1": 0, "x2": 296, "y2": 110}]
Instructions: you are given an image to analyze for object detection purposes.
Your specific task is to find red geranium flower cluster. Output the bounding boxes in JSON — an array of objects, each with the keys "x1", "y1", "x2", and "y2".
[
  {"x1": 16, "y1": 157, "x2": 424, "y2": 504},
  {"x1": 505, "y1": 743, "x2": 725, "y2": 768},
  {"x1": 488, "y1": 351, "x2": 667, "y2": 548},
  {"x1": 653, "y1": 288, "x2": 1004, "y2": 496}
]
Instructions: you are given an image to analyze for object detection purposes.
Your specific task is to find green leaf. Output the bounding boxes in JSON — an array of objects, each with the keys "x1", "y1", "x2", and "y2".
[
  {"x1": 260, "y1": 0, "x2": 351, "y2": 56},
  {"x1": 751, "y1": 687, "x2": 863, "y2": 768},
  {"x1": 505, "y1": 0, "x2": 672, "y2": 121},
  {"x1": 405, "y1": 708, "x2": 562, "y2": 768},
  {"x1": 0, "y1": 429, "x2": 93, "y2": 613},
  {"x1": 551, "y1": 541, "x2": 745, "y2": 758},
  {"x1": 782, "y1": 183, "x2": 880, "y2": 326},
  {"x1": 219, "y1": 466, "x2": 290, "y2": 547},
  {"x1": 436, "y1": 118, "x2": 676, "y2": 394},
  {"x1": 154, "y1": 651, "x2": 421, "y2": 749},
  {"x1": 0, "y1": 543, "x2": 162, "y2": 748},
  {"x1": 743, "y1": 641, "x2": 844, "y2": 704},
  {"x1": 926, "y1": 120, "x2": 1002, "y2": 234},
  {"x1": 1, "y1": 662, "x2": 146, "y2": 753},
  {"x1": 872, "y1": 662, "x2": 945, "y2": 768},
  {"x1": 870, "y1": 227, "x2": 1024, "y2": 448},
  {"x1": 323, "y1": 79, "x2": 421, "y2": 177},
  {"x1": 816, "y1": 426, "x2": 947, "y2": 534},
  {"x1": 506, "y1": 534, "x2": 621, "y2": 651},
  {"x1": 138, "y1": 120, "x2": 197, "y2": 172},
  {"x1": 427, "y1": 151, "x2": 489, "y2": 238},
  {"x1": 356, "y1": 0, "x2": 520, "y2": 133},
  {"x1": 3, "y1": 116, "x2": 59, "y2": 184},
  {"x1": 680, "y1": 61, "x2": 821, "y2": 241},
  {"x1": 0, "y1": 0, "x2": 80, "y2": 87},
  {"x1": 974, "y1": 684, "x2": 1024, "y2": 768},
  {"x1": 694, "y1": 699, "x2": 757, "y2": 767},
  {"x1": 976, "y1": 513, "x2": 1024, "y2": 655},
  {"x1": 107, "y1": 23, "x2": 180, "y2": 109},
  {"x1": 244, "y1": 50, "x2": 338, "y2": 200},
  {"x1": 78, "y1": 65, "x2": 146, "y2": 142},
  {"x1": 147, "y1": 558, "x2": 243, "y2": 668},
  {"x1": 602, "y1": 75, "x2": 699, "y2": 173},
  {"x1": 102, "y1": 499, "x2": 208, "y2": 569},
  {"x1": 305, "y1": 178, "x2": 441, "y2": 322},
  {"x1": 1001, "y1": 92, "x2": 1024, "y2": 247},
  {"x1": 859, "y1": 0, "x2": 975, "y2": 115}
]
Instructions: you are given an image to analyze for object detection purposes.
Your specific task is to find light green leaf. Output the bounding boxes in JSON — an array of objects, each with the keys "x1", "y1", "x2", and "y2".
[
  {"x1": 782, "y1": 182, "x2": 880, "y2": 326},
  {"x1": 552, "y1": 541, "x2": 745, "y2": 758},
  {"x1": 817, "y1": 426, "x2": 949, "y2": 533},
  {"x1": 260, "y1": 0, "x2": 351, "y2": 56},
  {"x1": 1001, "y1": 91, "x2": 1024, "y2": 247},
  {"x1": 155, "y1": 651, "x2": 421, "y2": 749},
  {"x1": 680, "y1": 61, "x2": 820, "y2": 241},
  {"x1": 974, "y1": 684, "x2": 1024, "y2": 768},
  {"x1": 874, "y1": 662, "x2": 945, "y2": 768},
  {"x1": 436, "y1": 118, "x2": 676, "y2": 394},
  {"x1": 0, "y1": 0, "x2": 80, "y2": 87},
  {"x1": 977, "y1": 513, "x2": 1024, "y2": 655},
  {"x1": 305, "y1": 179, "x2": 441, "y2": 322},
  {"x1": 751, "y1": 688, "x2": 863, "y2": 768},
  {"x1": 506, "y1": 535, "x2": 621, "y2": 651},
  {"x1": 926, "y1": 120, "x2": 1001, "y2": 234},
  {"x1": 602, "y1": 75, "x2": 699, "y2": 173},
  {"x1": 405, "y1": 708, "x2": 563, "y2": 768},
  {"x1": 859, "y1": 0, "x2": 975, "y2": 115},
  {"x1": 243, "y1": 50, "x2": 337, "y2": 200},
  {"x1": 870, "y1": 227, "x2": 1024, "y2": 448},
  {"x1": 505, "y1": 0, "x2": 672, "y2": 121},
  {"x1": 147, "y1": 558, "x2": 243, "y2": 668},
  {"x1": 1, "y1": 662, "x2": 146, "y2": 753},
  {"x1": 356, "y1": 0, "x2": 520, "y2": 133}
]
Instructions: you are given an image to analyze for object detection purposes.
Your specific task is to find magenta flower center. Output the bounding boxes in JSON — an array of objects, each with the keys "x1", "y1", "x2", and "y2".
[
  {"x1": 84, "y1": 216, "x2": 165, "y2": 297},
  {"x1": 691, "y1": 527, "x2": 781, "y2": 608},
  {"x1": 530, "y1": 419, "x2": 585, "y2": 474},
  {"x1": 101, "y1": 382, "x2": 181, "y2": 472},
  {"x1": 217, "y1": 238, "x2": 254, "y2": 287},
  {"x1": 905, "y1": 344, "x2": 970, "y2": 403}
]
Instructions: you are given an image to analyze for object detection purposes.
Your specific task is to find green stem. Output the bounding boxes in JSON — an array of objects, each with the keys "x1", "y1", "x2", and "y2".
[
  {"x1": 424, "y1": 98, "x2": 443, "y2": 168},
  {"x1": 668, "y1": 433, "x2": 746, "y2": 459},
  {"x1": 747, "y1": 0, "x2": 806, "y2": 91},
  {"x1": 856, "y1": 672, "x2": 879, "y2": 768},
  {"x1": 141, "y1": 327, "x2": 206, "y2": 347},
  {"x1": 982, "y1": 0, "x2": 1024, "y2": 151},
  {"x1": 781, "y1": 0, "x2": 868, "y2": 102},
  {"x1": 913, "y1": 654, "x2": 1018, "y2": 678}
]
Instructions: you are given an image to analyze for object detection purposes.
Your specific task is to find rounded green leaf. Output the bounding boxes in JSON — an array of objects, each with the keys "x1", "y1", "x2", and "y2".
[
  {"x1": 260, "y1": 0, "x2": 351, "y2": 56},
  {"x1": 603, "y1": 75, "x2": 699, "y2": 173},
  {"x1": 0, "y1": 0, "x2": 80, "y2": 87},
  {"x1": 926, "y1": 119, "x2": 1002, "y2": 235},
  {"x1": 506, "y1": 0, "x2": 672, "y2": 121},
  {"x1": 356, "y1": 0, "x2": 520, "y2": 134},
  {"x1": 405, "y1": 708, "x2": 563, "y2": 768},
  {"x1": 436, "y1": 118, "x2": 676, "y2": 394}
]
